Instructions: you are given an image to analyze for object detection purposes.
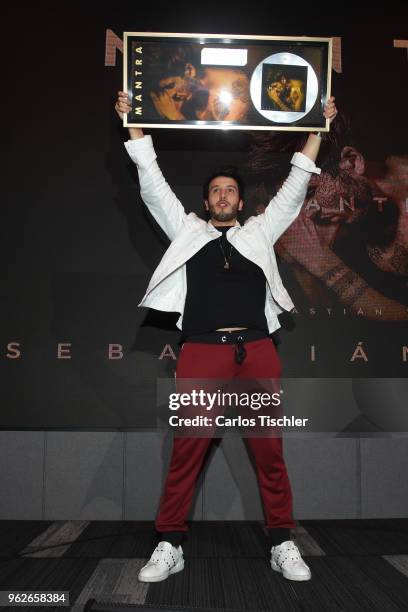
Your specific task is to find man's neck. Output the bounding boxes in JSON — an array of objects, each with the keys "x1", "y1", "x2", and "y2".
[{"x1": 210, "y1": 219, "x2": 237, "y2": 227}]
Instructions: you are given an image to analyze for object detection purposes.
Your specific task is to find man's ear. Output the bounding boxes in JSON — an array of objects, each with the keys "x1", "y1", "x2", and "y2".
[
  {"x1": 238, "y1": 199, "x2": 244, "y2": 211},
  {"x1": 339, "y1": 146, "x2": 365, "y2": 175},
  {"x1": 204, "y1": 199, "x2": 209, "y2": 211},
  {"x1": 184, "y1": 63, "x2": 197, "y2": 79}
]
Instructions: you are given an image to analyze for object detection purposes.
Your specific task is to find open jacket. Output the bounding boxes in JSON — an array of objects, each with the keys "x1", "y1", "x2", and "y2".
[{"x1": 124, "y1": 135, "x2": 321, "y2": 333}]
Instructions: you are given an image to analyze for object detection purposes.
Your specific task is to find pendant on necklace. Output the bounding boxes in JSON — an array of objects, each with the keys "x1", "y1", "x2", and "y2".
[{"x1": 224, "y1": 262, "x2": 229, "y2": 270}]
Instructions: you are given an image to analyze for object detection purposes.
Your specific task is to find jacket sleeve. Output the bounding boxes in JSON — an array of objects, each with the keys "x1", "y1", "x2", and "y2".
[
  {"x1": 260, "y1": 152, "x2": 321, "y2": 244},
  {"x1": 124, "y1": 135, "x2": 187, "y2": 241}
]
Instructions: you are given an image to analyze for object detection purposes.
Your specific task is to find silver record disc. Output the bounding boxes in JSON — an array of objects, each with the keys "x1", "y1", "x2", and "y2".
[{"x1": 250, "y1": 52, "x2": 318, "y2": 123}]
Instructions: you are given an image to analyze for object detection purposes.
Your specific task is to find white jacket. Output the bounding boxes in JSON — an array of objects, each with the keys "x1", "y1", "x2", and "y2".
[{"x1": 124, "y1": 135, "x2": 321, "y2": 333}]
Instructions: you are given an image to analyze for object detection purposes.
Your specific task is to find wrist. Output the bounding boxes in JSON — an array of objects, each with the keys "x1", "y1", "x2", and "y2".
[
  {"x1": 128, "y1": 127, "x2": 144, "y2": 140},
  {"x1": 313, "y1": 130, "x2": 329, "y2": 142}
]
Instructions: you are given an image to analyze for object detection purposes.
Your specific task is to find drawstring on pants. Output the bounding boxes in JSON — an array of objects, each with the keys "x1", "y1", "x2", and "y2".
[{"x1": 234, "y1": 336, "x2": 247, "y2": 365}]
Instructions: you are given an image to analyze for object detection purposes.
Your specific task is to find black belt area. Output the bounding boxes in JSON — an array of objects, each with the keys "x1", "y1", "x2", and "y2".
[{"x1": 183, "y1": 329, "x2": 268, "y2": 365}]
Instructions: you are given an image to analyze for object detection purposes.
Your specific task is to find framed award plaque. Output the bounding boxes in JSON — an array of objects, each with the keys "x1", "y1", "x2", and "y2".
[{"x1": 124, "y1": 32, "x2": 332, "y2": 132}]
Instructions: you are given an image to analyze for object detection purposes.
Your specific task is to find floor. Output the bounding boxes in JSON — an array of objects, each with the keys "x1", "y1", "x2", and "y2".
[{"x1": 1, "y1": 520, "x2": 408, "y2": 611}]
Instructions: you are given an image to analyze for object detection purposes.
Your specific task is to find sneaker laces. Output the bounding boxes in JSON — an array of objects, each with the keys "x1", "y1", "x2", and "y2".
[
  {"x1": 150, "y1": 542, "x2": 178, "y2": 566},
  {"x1": 273, "y1": 541, "x2": 302, "y2": 564}
]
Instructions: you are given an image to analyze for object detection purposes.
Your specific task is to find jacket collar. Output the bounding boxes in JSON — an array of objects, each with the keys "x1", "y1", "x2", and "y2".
[{"x1": 207, "y1": 219, "x2": 241, "y2": 233}]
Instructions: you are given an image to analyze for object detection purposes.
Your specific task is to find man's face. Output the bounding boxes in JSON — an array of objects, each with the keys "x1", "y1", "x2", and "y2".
[{"x1": 204, "y1": 176, "x2": 243, "y2": 224}]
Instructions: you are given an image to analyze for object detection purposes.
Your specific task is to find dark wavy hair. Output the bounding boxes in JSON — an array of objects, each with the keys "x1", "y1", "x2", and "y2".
[
  {"x1": 147, "y1": 44, "x2": 200, "y2": 89},
  {"x1": 202, "y1": 167, "x2": 245, "y2": 201}
]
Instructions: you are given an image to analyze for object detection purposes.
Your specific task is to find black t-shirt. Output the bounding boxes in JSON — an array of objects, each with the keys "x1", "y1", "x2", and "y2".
[{"x1": 181, "y1": 226, "x2": 269, "y2": 337}]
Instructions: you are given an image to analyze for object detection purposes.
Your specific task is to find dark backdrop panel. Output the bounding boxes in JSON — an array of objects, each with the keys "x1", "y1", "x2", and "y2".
[{"x1": 1, "y1": 7, "x2": 407, "y2": 428}]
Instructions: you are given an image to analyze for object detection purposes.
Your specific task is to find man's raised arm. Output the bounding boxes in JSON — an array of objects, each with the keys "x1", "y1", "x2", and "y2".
[{"x1": 115, "y1": 91, "x2": 187, "y2": 241}]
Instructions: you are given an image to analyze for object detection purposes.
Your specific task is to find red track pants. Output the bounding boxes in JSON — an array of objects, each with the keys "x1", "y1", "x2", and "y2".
[{"x1": 156, "y1": 337, "x2": 295, "y2": 533}]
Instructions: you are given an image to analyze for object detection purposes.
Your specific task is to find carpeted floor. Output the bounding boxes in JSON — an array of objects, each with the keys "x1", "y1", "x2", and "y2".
[{"x1": 0, "y1": 520, "x2": 408, "y2": 611}]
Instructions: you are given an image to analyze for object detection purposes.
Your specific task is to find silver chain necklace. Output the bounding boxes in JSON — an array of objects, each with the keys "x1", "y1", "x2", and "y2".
[{"x1": 218, "y1": 237, "x2": 233, "y2": 270}]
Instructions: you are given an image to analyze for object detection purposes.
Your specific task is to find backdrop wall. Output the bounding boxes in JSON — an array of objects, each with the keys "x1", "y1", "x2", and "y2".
[{"x1": 1, "y1": 6, "x2": 407, "y2": 519}]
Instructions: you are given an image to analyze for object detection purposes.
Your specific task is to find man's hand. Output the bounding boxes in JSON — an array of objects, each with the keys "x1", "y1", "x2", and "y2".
[
  {"x1": 150, "y1": 90, "x2": 186, "y2": 120},
  {"x1": 115, "y1": 91, "x2": 144, "y2": 140},
  {"x1": 323, "y1": 96, "x2": 337, "y2": 123},
  {"x1": 302, "y1": 96, "x2": 337, "y2": 161}
]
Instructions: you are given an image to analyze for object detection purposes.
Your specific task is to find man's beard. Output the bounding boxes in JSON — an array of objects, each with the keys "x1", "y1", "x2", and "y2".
[{"x1": 209, "y1": 203, "x2": 239, "y2": 222}]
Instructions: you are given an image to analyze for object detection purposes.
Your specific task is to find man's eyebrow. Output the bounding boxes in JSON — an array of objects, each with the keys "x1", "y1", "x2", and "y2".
[{"x1": 210, "y1": 183, "x2": 237, "y2": 189}]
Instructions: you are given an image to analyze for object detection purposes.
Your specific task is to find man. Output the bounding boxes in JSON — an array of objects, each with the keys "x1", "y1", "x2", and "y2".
[{"x1": 115, "y1": 91, "x2": 337, "y2": 583}]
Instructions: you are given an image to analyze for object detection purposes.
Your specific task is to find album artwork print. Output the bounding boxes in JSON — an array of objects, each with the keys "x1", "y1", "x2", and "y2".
[
  {"x1": 124, "y1": 33, "x2": 332, "y2": 131},
  {"x1": 261, "y1": 64, "x2": 308, "y2": 113}
]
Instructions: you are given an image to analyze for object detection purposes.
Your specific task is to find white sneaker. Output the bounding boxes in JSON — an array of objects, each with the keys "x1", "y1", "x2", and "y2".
[
  {"x1": 138, "y1": 541, "x2": 184, "y2": 583},
  {"x1": 271, "y1": 540, "x2": 311, "y2": 581}
]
